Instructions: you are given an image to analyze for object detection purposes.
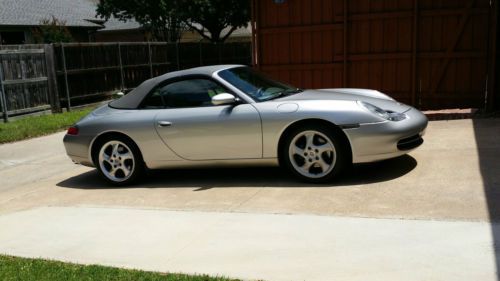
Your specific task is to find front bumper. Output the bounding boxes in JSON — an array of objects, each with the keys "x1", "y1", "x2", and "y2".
[{"x1": 344, "y1": 107, "x2": 428, "y2": 163}]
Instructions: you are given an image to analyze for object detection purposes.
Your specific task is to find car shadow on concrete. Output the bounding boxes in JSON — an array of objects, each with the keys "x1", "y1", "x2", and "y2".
[{"x1": 57, "y1": 154, "x2": 417, "y2": 190}]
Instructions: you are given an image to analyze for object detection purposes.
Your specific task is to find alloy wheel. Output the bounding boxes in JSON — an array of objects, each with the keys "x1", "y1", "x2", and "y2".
[
  {"x1": 288, "y1": 130, "x2": 337, "y2": 179},
  {"x1": 98, "y1": 140, "x2": 135, "y2": 182}
]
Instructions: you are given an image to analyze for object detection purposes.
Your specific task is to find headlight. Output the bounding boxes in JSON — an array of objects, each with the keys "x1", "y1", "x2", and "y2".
[
  {"x1": 357, "y1": 101, "x2": 407, "y2": 121},
  {"x1": 357, "y1": 101, "x2": 390, "y2": 120}
]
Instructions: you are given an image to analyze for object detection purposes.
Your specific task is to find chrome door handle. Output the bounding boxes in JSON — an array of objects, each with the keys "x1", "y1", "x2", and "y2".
[{"x1": 157, "y1": 121, "x2": 172, "y2": 127}]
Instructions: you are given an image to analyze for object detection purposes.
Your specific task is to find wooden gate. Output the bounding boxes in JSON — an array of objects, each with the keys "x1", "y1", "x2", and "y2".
[
  {"x1": 0, "y1": 45, "x2": 59, "y2": 122},
  {"x1": 252, "y1": 0, "x2": 497, "y2": 110}
]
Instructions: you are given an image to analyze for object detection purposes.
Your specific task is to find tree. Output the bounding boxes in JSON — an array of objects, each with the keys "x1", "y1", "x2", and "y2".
[
  {"x1": 177, "y1": 0, "x2": 250, "y2": 43},
  {"x1": 32, "y1": 16, "x2": 73, "y2": 43},
  {"x1": 96, "y1": 0, "x2": 251, "y2": 43},
  {"x1": 96, "y1": 0, "x2": 183, "y2": 42}
]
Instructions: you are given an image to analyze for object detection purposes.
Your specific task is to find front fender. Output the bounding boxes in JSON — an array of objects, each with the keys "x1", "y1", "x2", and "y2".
[{"x1": 254, "y1": 100, "x2": 383, "y2": 158}]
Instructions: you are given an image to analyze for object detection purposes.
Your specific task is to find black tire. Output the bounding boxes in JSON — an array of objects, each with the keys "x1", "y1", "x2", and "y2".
[
  {"x1": 92, "y1": 135, "x2": 145, "y2": 186},
  {"x1": 280, "y1": 124, "x2": 350, "y2": 183}
]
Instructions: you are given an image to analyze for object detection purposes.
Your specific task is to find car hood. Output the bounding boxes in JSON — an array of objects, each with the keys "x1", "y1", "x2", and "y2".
[{"x1": 277, "y1": 88, "x2": 411, "y2": 113}]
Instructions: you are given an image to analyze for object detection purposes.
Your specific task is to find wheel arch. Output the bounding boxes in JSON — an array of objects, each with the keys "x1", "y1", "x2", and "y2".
[
  {"x1": 277, "y1": 118, "x2": 353, "y2": 166},
  {"x1": 90, "y1": 131, "x2": 144, "y2": 166}
]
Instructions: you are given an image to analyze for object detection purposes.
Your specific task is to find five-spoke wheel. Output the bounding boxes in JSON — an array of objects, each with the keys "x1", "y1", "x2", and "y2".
[
  {"x1": 94, "y1": 137, "x2": 144, "y2": 185},
  {"x1": 281, "y1": 125, "x2": 348, "y2": 182},
  {"x1": 288, "y1": 130, "x2": 336, "y2": 178}
]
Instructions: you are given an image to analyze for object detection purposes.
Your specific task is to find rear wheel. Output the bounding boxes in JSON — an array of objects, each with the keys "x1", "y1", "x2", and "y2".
[
  {"x1": 94, "y1": 137, "x2": 144, "y2": 186},
  {"x1": 281, "y1": 125, "x2": 349, "y2": 183}
]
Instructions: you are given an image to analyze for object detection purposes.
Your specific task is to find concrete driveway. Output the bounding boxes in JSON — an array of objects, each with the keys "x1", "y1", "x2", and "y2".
[{"x1": 0, "y1": 118, "x2": 499, "y2": 281}]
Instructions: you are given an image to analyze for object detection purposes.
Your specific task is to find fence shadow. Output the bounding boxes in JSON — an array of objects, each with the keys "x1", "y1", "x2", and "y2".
[
  {"x1": 472, "y1": 118, "x2": 500, "y2": 279},
  {"x1": 57, "y1": 154, "x2": 417, "y2": 190}
]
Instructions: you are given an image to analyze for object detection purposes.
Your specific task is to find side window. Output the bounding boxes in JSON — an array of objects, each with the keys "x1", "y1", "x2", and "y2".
[
  {"x1": 163, "y1": 79, "x2": 226, "y2": 108},
  {"x1": 141, "y1": 78, "x2": 228, "y2": 109},
  {"x1": 141, "y1": 89, "x2": 164, "y2": 109}
]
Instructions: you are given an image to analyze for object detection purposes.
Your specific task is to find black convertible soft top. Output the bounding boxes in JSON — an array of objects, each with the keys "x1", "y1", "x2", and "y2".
[{"x1": 109, "y1": 65, "x2": 243, "y2": 109}]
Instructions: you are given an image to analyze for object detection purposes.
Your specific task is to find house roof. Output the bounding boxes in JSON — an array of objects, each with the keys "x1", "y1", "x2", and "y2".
[
  {"x1": 0, "y1": 0, "x2": 247, "y2": 37},
  {"x1": 99, "y1": 17, "x2": 142, "y2": 31},
  {"x1": 0, "y1": 0, "x2": 140, "y2": 30},
  {"x1": 0, "y1": 0, "x2": 100, "y2": 27},
  {"x1": 189, "y1": 23, "x2": 252, "y2": 38},
  {"x1": 226, "y1": 25, "x2": 252, "y2": 37}
]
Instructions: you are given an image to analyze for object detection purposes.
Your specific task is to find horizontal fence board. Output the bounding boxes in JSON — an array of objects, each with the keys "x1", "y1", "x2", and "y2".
[
  {"x1": 0, "y1": 49, "x2": 45, "y2": 55},
  {"x1": 3, "y1": 77, "x2": 48, "y2": 85},
  {"x1": 7, "y1": 104, "x2": 51, "y2": 115}
]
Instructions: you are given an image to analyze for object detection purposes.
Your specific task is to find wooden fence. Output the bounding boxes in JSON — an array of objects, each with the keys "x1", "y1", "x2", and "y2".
[
  {"x1": 0, "y1": 45, "x2": 59, "y2": 122},
  {"x1": 0, "y1": 42, "x2": 251, "y2": 121},
  {"x1": 53, "y1": 42, "x2": 252, "y2": 109},
  {"x1": 252, "y1": 0, "x2": 497, "y2": 110}
]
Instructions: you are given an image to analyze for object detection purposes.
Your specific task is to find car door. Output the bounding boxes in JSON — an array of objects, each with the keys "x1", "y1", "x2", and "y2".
[{"x1": 149, "y1": 77, "x2": 262, "y2": 160}]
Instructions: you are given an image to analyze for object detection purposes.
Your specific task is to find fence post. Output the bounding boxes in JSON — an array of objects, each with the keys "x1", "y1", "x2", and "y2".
[
  {"x1": 217, "y1": 43, "x2": 222, "y2": 64},
  {"x1": 176, "y1": 42, "x2": 180, "y2": 70},
  {"x1": 60, "y1": 43, "x2": 71, "y2": 111},
  {"x1": 44, "y1": 44, "x2": 61, "y2": 113},
  {"x1": 18, "y1": 45, "x2": 29, "y2": 111},
  {"x1": 117, "y1": 43, "x2": 125, "y2": 90},
  {"x1": 165, "y1": 42, "x2": 169, "y2": 71},
  {"x1": 0, "y1": 62, "x2": 8, "y2": 123},
  {"x1": 199, "y1": 41, "x2": 203, "y2": 66},
  {"x1": 148, "y1": 42, "x2": 153, "y2": 78}
]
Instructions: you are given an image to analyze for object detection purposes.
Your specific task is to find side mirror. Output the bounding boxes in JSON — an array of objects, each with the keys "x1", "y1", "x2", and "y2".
[
  {"x1": 212, "y1": 93, "x2": 238, "y2": 106},
  {"x1": 113, "y1": 91, "x2": 125, "y2": 99}
]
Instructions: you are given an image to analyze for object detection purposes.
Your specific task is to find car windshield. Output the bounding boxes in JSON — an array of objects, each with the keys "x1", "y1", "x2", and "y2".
[{"x1": 218, "y1": 67, "x2": 301, "y2": 102}]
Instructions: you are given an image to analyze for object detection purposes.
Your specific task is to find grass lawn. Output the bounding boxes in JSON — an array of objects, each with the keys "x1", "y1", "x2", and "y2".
[
  {"x1": 0, "y1": 255, "x2": 240, "y2": 281},
  {"x1": 0, "y1": 108, "x2": 93, "y2": 144}
]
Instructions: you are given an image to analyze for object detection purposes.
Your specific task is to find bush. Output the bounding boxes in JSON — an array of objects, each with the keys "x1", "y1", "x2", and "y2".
[{"x1": 32, "y1": 16, "x2": 73, "y2": 43}]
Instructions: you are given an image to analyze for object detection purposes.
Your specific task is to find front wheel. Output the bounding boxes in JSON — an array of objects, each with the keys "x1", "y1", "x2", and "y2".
[
  {"x1": 94, "y1": 137, "x2": 144, "y2": 186},
  {"x1": 281, "y1": 125, "x2": 349, "y2": 183}
]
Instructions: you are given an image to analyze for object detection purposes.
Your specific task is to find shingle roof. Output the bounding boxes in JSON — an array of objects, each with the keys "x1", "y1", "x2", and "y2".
[
  {"x1": 0, "y1": 0, "x2": 141, "y2": 30},
  {"x1": 99, "y1": 17, "x2": 141, "y2": 31},
  {"x1": 0, "y1": 0, "x2": 247, "y2": 35},
  {"x1": 190, "y1": 23, "x2": 251, "y2": 38},
  {"x1": 0, "y1": 0, "x2": 101, "y2": 27}
]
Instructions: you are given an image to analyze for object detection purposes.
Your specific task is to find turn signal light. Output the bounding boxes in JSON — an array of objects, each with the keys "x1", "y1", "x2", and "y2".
[{"x1": 67, "y1": 126, "x2": 79, "y2": 135}]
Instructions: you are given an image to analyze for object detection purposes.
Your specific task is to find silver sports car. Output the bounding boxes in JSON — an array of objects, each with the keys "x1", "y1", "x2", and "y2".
[{"x1": 64, "y1": 65, "x2": 427, "y2": 185}]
